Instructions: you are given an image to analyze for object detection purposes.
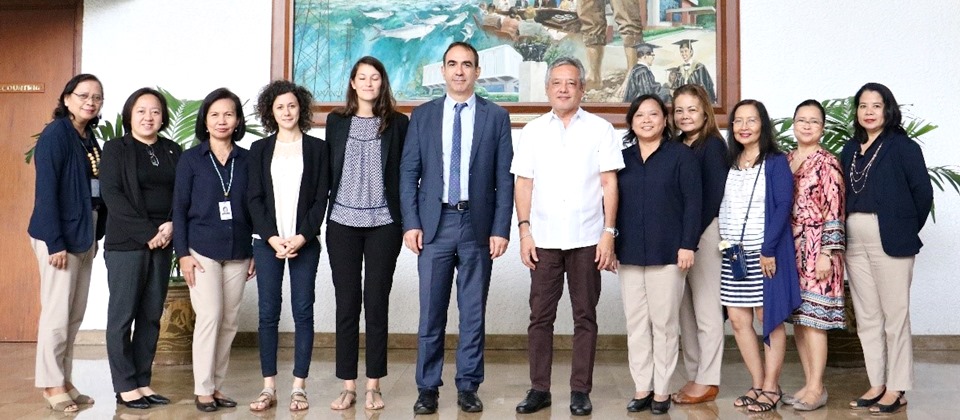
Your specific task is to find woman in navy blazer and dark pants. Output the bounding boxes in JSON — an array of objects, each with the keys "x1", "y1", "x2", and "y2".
[
  {"x1": 841, "y1": 83, "x2": 932, "y2": 414},
  {"x1": 326, "y1": 56, "x2": 408, "y2": 411},
  {"x1": 247, "y1": 80, "x2": 329, "y2": 412}
]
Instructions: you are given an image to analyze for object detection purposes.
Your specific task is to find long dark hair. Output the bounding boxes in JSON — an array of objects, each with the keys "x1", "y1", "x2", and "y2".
[
  {"x1": 53, "y1": 73, "x2": 102, "y2": 129},
  {"x1": 255, "y1": 80, "x2": 314, "y2": 134},
  {"x1": 672, "y1": 84, "x2": 721, "y2": 150},
  {"x1": 852, "y1": 82, "x2": 905, "y2": 143},
  {"x1": 726, "y1": 99, "x2": 780, "y2": 168},
  {"x1": 333, "y1": 56, "x2": 396, "y2": 134},
  {"x1": 622, "y1": 94, "x2": 672, "y2": 147}
]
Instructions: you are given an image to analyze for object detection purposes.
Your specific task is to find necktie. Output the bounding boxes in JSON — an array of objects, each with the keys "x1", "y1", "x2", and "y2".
[{"x1": 449, "y1": 102, "x2": 467, "y2": 203}]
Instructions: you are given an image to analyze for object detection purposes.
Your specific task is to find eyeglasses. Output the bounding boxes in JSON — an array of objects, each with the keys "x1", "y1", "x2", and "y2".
[
  {"x1": 732, "y1": 117, "x2": 761, "y2": 127},
  {"x1": 794, "y1": 119, "x2": 823, "y2": 127},
  {"x1": 146, "y1": 146, "x2": 159, "y2": 167},
  {"x1": 72, "y1": 92, "x2": 104, "y2": 104}
]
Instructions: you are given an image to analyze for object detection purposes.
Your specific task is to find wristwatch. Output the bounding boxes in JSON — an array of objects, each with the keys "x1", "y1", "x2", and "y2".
[{"x1": 603, "y1": 227, "x2": 619, "y2": 237}]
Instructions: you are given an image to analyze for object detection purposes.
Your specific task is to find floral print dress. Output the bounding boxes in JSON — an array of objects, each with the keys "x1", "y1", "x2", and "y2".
[{"x1": 788, "y1": 149, "x2": 846, "y2": 330}]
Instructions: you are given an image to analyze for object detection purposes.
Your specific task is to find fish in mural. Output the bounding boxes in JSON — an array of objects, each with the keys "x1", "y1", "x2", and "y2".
[
  {"x1": 370, "y1": 23, "x2": 436, "y2": 42},
  {"x1": 445, "y1": 12, "x2": 468, "y2": 27},
  {"x1": 362, "y1": 10, "x2": 393, "y2": 20},
  {"x1": 418, "y1": 15, "x2": 448, "y2": 25},
  {"x1": 461, "y1": 22, "x2": 475, "y2": 40}
]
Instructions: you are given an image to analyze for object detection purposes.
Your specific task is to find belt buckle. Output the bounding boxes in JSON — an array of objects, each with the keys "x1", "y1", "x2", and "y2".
[{"x1": 456, "y1": 201, "x2": 468, "y2": 211}]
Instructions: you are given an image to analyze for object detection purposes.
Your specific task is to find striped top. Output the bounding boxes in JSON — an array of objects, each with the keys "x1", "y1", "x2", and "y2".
[{"x1": 719, "y1": 163, "x2": 766, "y2": 251}]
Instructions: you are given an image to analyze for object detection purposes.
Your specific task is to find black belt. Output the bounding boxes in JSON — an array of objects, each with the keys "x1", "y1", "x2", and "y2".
[{"x1": 443, "y1": 201, "x2": 469, "y2": 211}]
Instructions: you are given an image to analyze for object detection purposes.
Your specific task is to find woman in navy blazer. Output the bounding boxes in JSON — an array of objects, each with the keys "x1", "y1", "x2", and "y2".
[
  {"x1": 28, "y1": 73, "x2": 106, "y2": 413},
  {"x1": 326, "y1": 56, "x2": 408, "y2": 411},
  {"x1": 247, "y1": 80, "x2": 329, "y2": 412},
  {"x1": 841, "y1": 83, "x2": 932, "y2": 414}
]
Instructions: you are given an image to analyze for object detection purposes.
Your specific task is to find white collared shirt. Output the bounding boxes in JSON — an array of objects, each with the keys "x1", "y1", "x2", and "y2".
[
  {"x1": 511, "y1": 108, "x2": 625, "y2": 250},
  {"x1": 442, "y1": 94, "x2": 476, "y2": 202}
]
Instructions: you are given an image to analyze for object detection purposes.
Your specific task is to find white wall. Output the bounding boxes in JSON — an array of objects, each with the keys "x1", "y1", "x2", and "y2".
[{"x1": 79, "y1": 0, "x2": 960, "y2": 335}]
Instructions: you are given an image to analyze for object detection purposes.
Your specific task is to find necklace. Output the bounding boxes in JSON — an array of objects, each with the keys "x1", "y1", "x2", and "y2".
[
  {"x1": 739, "y1": 152, "x2": 759, "y2": 169},
  {"x1": 79, "y1": 135, "x2": 101, "y2": 177},
  {"x1": 849, "y1": 140, "x2": 884, "y2": 194}
]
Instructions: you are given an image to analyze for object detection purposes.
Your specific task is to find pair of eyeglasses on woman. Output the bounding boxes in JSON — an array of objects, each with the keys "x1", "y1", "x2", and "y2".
[{"x1": 146, "y1": 146, "x2": 159, "y2": 167}]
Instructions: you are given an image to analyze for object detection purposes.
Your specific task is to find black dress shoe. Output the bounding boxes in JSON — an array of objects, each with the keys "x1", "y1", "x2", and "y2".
[
  {"x1": 214, "y1": 395, "x2": 237, "y2": 408},
  {"x1": 516, "y1": 389, "x2": 552, "y2": 414},
  {"x1": 143, "y1": 393, "x2": 170, "y2": 405},
  {"x1": 569, "y1": 391, "x2": 592, "y2": 416},
  {"x1": 115, "y1": 393, "x2": 150, "y2": 409},
  {"x1": 651, "y1": 397, "x2": 671, "y2": 415},
  {"x1": 195, "y1": 396, "x2": 218, "y2": 412},
  {"x1": 413, "y1": 389, "x2": 439, "y2": 415},
  {"x1": 457, "y1": 391, "x2": 483, "y2": 412},
  {"x1": 627, "y1": 394, "x2": 653, "y2": 412}
]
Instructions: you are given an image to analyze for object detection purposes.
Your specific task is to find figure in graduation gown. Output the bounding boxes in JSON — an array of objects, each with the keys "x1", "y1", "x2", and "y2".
[
  {"x1": 623, "y1": 42, "x2": 671, "y2": 103},
  {"x1": 673, "y1": 39, "x2": 717, "y2": 103}
]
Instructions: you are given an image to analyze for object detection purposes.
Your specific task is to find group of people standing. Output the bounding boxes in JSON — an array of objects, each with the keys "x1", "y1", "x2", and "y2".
[{"x1": 28, "y1": 40, "x2": 931, "y2": 417}]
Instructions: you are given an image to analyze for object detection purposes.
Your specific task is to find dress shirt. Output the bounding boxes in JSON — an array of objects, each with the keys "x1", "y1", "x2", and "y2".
[
  {"x1": 442, "y1": 94, "x2": 476, "y2": 202},
  {"x1": 511, "y1": 108, "x2": 624, "y2": 250},
  {"x1": 172, "y1": 141, "x2": 252, "y2": 261}
]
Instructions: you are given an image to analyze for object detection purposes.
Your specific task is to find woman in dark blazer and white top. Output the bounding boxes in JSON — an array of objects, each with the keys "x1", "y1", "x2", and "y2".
[
  {"x1": 841, "y1": 83, "x2": 932, "y2": 414},
  {"x1": 100, "y1": 88, "x2": 181, "y2": 409},
  {"x1": 327, "y1": 56, "x2": 409, "y2": 411},
  {"x1": 247, "y1": 80, "x2": 329, "y2": 412}
]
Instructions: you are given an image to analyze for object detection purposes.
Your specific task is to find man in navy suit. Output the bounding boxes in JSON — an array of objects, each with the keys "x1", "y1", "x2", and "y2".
[{"x1": 400, "y1": 41, "x2": 514, "y2": 415}]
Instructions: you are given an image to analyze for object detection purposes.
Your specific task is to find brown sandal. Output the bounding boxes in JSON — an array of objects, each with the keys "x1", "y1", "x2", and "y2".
[
  {"x1": 290, "y1": 387, "x2": 309, "y2": 411},
  {"x1": 43, "y1": 392, "x2": 78, "y2": 413},
  {"x1": 330, "y1": 389, "x2": 355, "y2": 410},
  {"x1": 365, "y1": 389, "x2": 384, "y2": 410},
  {"x1": 249, "y1": 387, "x2": 277, "y2": 412}
]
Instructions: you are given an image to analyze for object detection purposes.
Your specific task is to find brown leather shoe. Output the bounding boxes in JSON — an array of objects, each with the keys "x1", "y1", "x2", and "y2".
[{"x1": 672, "y1": 385, "x2": 719, "y2": 404}]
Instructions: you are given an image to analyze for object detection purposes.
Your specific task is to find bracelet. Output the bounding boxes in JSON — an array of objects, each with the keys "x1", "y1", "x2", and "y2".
[
  {"x1": 518, "y1": 220, "x2": 530, "y2": 227},
  {"x1": 520, "y1": 233, "x2": 533, "y2": 241},
  {"x1": 820, "y1": 250, "x2": 832, "y2": 257}
]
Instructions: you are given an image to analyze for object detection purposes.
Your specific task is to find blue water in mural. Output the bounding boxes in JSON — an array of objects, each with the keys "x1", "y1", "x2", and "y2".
[{"x1": 294, "y1": 0, "x2": 506, "y2": 102}]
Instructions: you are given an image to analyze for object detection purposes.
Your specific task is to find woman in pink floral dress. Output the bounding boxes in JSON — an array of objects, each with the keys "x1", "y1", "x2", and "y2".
[{"x1": 784, "y1": 100, "x2": 846, "y2": 411}]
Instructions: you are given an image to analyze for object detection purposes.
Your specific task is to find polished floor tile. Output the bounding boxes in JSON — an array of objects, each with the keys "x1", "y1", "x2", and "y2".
[{"x1": 1, "y1": 343, "x2": 954, "y2": 419}]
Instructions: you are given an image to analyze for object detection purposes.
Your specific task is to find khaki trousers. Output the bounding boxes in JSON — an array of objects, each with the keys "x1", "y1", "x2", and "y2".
[
  {"x1": 846, "y1": 214, "x2": 914, "y2": 391},
  {"x1": 188, "y1": 249, "x2": 249, "y2": 396},
  {"x1": 32, "y1": 235, "x2": 97, "y2": 388},
  {"x1": 679, "y1": 218, "x2": 724, "y2": 385},
  {"x1": 578, "y1": 0, "x2": 643, "y2": 47},
  {"x1": 620, "y1": 264, "x2": 685, "y2": 394}
]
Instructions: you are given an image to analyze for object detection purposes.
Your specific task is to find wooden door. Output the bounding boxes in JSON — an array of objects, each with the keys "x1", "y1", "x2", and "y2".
[{"x1": 0, "y1": 0, "x2": 81, "y2": 341}]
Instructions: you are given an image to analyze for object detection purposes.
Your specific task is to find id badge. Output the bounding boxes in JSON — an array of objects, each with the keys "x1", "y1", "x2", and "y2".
[
  {"x1": 90, "y1": 179, "x2": 101, "y2": 198},
  {"x1": 219, "y1": 201, "x2": 233, "y2": 220}
]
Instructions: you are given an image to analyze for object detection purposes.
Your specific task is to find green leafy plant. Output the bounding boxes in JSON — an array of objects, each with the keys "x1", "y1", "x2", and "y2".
[{"x1": 774, "y1": 96, "x2": 960, "y2": 220}]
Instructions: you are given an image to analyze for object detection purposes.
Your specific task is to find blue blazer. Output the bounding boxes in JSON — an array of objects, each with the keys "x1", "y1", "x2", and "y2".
[
  {"x1": 399, "y1": 95, "x2": 514, "y2": 244},
  {"x1": 759, "y1": 153, "x2": 802, "y2": 344},
  {"x1": 840, "y1": 130, "x2": 933, "y2": 257}
]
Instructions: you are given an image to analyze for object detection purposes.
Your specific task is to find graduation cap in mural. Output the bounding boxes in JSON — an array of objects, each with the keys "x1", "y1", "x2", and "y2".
[
  {"x1": 633, "y1": 42, "x2": 661, "y2": 55},
  {"x1": 673, "y1": 39, "x2": 698, "y2": 49}
]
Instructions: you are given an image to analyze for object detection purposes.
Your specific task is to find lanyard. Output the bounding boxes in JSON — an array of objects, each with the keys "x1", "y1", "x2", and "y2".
[{"x1": 209, "y1": 152, "x2": 235, "y2": 198}]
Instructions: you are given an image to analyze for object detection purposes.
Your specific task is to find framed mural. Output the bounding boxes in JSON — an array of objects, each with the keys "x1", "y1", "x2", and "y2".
[{"x1": 271, "y1": 0, "x2": 739, "y2": 127}]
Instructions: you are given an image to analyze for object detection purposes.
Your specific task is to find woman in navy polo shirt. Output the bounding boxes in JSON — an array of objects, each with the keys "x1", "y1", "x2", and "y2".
[
  {"x1": 29, "y1": 73, "x2": 106, "y2": 413},
  {"x1": 616, "y1": 94, "x2": 702, "y2": 415},
  {"x1": 172, "y1": 88, "x2": 254, "y2": 412}
]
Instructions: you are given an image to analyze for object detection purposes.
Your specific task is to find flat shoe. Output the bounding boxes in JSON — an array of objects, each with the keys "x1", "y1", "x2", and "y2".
[
  {"x1": 143, "y1": 393, "x2": 170, "y2": 405},
  {"x1": 794, "y1": 389, "x2": 828, "y2": 411},
  {"x1": 850, "y1": 386, "x2": 886, "y2": 409},
  {"x1": 734, "y1": 387, "x2": 761, "y2": 408},
  {"x1": 214, "y1": 395, "x2": 237, "y2": 408},
  {"x1": 672, "y1": 385, "x2": 719, "y2": 404},
  {"x1": 365, "y1": 389, "x2": 384, "y2": 410},
  {"x1": 870, "y1": 391, "x2": 906, "y2": 415},
  {"x1": 67, "y1": 388, "x2": 95, "y2": 405},
  {"x1": 44, "y1": 392, "x2": 78, "y2": 413},
  {"x1": 747, "y1": 390, "x2": 782, "y2": 413},
  {"x1": 195, "y1": 396, "x2": 218, "y2": 412},
  {"x1": 115, "y1": 393, "x2": 150, "y2": 410},
  {"x1": 331, "y1": 389, "x2": 357, "y2": 410},
  {"x1": 627, "y1": 394, "x2": 652, "y2": 412},
  {"x1": 290, "y1": 387, "x2": 309, "y2": 412},
  {"x1": 249, "y1": 387, "x2": 277, "y2": 412}
]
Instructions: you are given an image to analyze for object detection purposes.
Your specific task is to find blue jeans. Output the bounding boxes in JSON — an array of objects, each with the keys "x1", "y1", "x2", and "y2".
[{"x1": 253, "y1": 238, "x2": 320, "y2": 378}]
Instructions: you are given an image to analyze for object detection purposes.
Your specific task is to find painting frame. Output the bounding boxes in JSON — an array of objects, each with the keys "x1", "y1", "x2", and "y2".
[{"x1": 270, "y1": 0, "x2": 739, "y2": 128}]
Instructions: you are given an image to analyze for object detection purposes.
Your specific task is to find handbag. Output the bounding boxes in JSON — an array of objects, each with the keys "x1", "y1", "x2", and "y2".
[{"x1": 725, "y1": 162, "x2": 763, "y2": 281}]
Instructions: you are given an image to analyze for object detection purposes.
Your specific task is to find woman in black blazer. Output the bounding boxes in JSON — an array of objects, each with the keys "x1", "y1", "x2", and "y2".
[
  {"x1": 247, "y1": 80, "x2": 329, "y2": 412},
  {"x1": 327, "y1": 56, "x2": 409, "y2": 411},
  {"x1": 840, "y1": 83, "x2": 933, "y2": 414},
  {"x1": 100, "y1": 88, "x2": 181, "y2": 409}
]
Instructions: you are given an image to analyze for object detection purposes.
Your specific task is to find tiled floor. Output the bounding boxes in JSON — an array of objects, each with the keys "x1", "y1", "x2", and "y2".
[{"x1": 0, "y1": 343, "x2": 953, "y2": 419}]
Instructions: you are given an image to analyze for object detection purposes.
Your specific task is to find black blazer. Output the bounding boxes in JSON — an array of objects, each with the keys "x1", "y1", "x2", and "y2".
[
  {"x1": 840, "y1": 130, "x2": 933, "y2": 256},
  {"x1": 326, "y1": 111, "x2": 409, "y2": 225},
  {"x1": 247, "y1": 133, "x2": 330, "y2": 242},
  {"x1": 100, "y1": 134, "x2": 182, "y2": 251}
]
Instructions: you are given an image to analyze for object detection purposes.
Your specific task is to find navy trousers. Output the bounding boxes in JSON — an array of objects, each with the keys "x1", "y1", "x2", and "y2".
[{"x1": 415, "y1": 208, "x2": 492, "y2": 392}]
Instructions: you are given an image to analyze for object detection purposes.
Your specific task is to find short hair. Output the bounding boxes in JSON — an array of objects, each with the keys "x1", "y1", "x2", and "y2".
[
  {"x1": 121, "y1": 87, "x2": 170, "y2": 135},
  {"x1": 852, "y1": 82, "x2": 905, "y2": 143},
  {"x1": 53, "y1": 73, "x2": 102, "y2": 129},
  {"x1": 255, "y1": 80, "x2": 314, "y2": 134},
  {"x1": 332, "y1": 56, "x2": 397, "y2": 134},
  {"x1": 671, "y1": 84, "x2": 721, "y2": 150},
  {"x1": 195, "y1": 88, "x2": 246, "y2": 143},
  {"x1": 544, "y1": 56, "x2": 585, "y2": 87},
  {"x1": 443, "y1": 41, "x2": 479, "y2": 67},
  {"x1": 793, "y1": 99, "x2": 825, "y2": 122},
  {"x1": 726, "y1": 99, "x2": 781, "y2": 168},
  {"x1": 622, "y1": 94, "x2": 672, "y2": 147}
]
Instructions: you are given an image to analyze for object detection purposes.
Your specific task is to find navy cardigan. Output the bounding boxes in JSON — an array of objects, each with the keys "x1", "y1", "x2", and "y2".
[
  {"x1": 759, "y1": 153, "x2": 802, "y2": 344},
  {"x1": 28, "y1": 117, "x2": 106, "y2": 253},
  {"x1": 840, "y1": 130, "x2": 933, "y2": 256},
  {"x1": 686, "y1": 134, "x2": 729, "y2": 236}
]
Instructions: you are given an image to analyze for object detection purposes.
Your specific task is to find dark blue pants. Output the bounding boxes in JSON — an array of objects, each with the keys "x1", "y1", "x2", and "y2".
[
  {"x1": 415, "y1": 208, "x2": 492, "y2": 392},
  {"x1": 252, "y1": 238, "x2": 320, "y2": 378},
  {"x1": 105, "y1": 247, "x2": 172, "y2": 392}
]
